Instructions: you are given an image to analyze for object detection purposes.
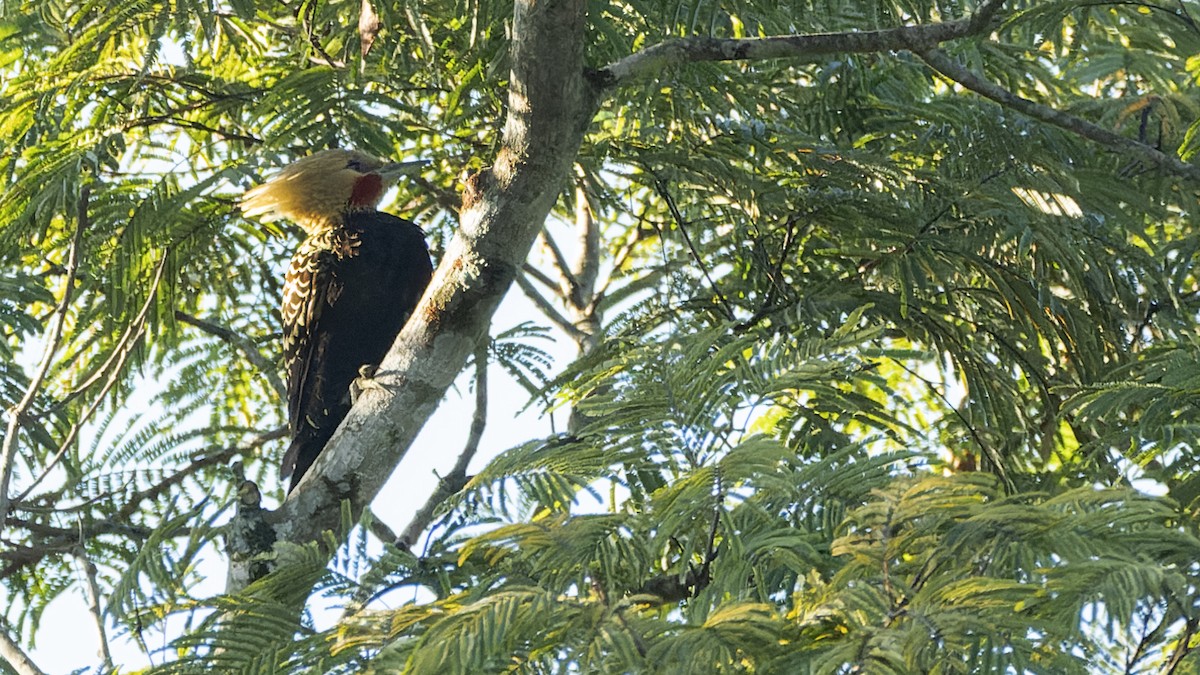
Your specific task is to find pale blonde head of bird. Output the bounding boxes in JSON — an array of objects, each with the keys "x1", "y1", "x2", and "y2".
[{"x1": 241, "y1": 149, "x2": 426, "y2": 233}]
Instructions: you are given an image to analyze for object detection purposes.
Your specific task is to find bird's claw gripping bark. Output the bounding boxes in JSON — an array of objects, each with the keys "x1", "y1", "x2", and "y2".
[{"x1": 350, "y1": 364, "x2": 384, "y2": 404}]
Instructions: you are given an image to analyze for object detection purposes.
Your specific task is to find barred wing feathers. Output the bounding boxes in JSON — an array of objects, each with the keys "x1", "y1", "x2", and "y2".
[{"x1": 279, "y1": 212, "x2": 432, "y2": 491}]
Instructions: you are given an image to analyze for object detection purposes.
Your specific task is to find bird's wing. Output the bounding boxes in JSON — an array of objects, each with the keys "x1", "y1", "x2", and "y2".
[
  {"x1": 281, "y1": 233, "x2": 343, "y2": 440},
  {"x1": 278, "y1": 217, "x2": 430, "y2": 484}
]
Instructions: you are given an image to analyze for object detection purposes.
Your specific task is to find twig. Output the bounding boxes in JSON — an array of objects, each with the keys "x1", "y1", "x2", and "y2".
[
  {"x1": 515, "y1": 274, "x2": 590, "y2": 344},
  {"x1": 917, "y1": 48, "x2": 1200, "y2": 182},
  {"x1": 124, "y1": 116, "x2": 262, "y2": 146},
  {"x1": 592, "y1": 215, "x2": 650, "y2": 302},
  {"x1": 652, "y1": 179, "x2": 736, "y2": 320},
  {"x1": 1132, "y1": 300, "x2": 1162, "y2": 346},
  {"x1": 0, "y1": 187, "x2": 89, "y2": 527},
  {"x1": 121, "y1": 427, "x2": 286, "y2": 524},
  {"x1": 0, "y1": 427, "x2": 283, "y2": 580},
  {"x1": 3, "y1": 516, "x2": 149, "y2": 540},
  {"x1": 0, "y1": 618, "x2": 46, "y2": 675},
  {"x1": 1164, "y1": 616, "x2": 1197, "y2": 675},
  {"x1": 537, "y1": 228, "x2": 581, "y2": 299},
  {"x1": 13, "y1": 255, "x2": 171, "y2": 505},
  {"x1": 1178, "y1": 0, "x2": 1199, "y2": 32},
  {"x1": 521, "y1": 262, "x2": 562, "y2": 294},
  {"x1": 73, "y1": 547, "x2": 113, "y2": 670},
  {"x1": 696, "y1": 469, "x2": 724, "y2": 585},
  {"x1": 1077, "y1": 1, "x2": 1199, "y2": 32},
  {"x1": 91, "y1": 71, "x2": 260, "y2": 100},
  {"x1": 364, "y1": 508, "x2": 399, "y2": 545},
  {"x1": 1122, "y1": 605, "x2": 1165, "y2": 674},
  {"x1": 396, "y1": 340, "x2": 490, "y2": 550},
  {"x1": 635, "y1": 473, "x2": 724, "y2": 603},
  {"x1": 889, "y1": 359, "x2": 999, "y2": 475},
  {"x1": 299, "y1": 0, "x2": 346, "y2": 68},
  {"x1": 175, "y1": 311, "x2": 286, "y2": 399},
  {"x1": 46, "y1": 262, "x2": 169, "y2": 411}
]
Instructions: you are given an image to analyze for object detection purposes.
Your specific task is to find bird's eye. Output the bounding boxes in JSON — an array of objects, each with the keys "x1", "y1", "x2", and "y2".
[{"x1": 345, "y1": 159, "x2": 366, "y2": 171}]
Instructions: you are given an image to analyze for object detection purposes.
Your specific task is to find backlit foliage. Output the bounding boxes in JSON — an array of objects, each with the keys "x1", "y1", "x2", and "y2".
[{"x1": 2, "y1": 0, "x2": 1200, "y2": 672}]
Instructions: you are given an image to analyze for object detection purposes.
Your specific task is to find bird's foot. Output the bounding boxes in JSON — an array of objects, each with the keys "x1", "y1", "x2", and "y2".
[{"x1": 350, "y1": 364, "x2": 386, "y2": 404}]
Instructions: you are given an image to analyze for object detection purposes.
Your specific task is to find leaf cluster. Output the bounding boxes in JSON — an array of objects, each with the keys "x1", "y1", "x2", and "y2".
[{"x1": 3, "y1": 0, "x2": 1200, "y2": 672}]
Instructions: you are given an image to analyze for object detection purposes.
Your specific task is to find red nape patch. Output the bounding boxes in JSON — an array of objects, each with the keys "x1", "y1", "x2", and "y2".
[{"x1": 350, "y1": 174, "x2": 384, "y2": 207}]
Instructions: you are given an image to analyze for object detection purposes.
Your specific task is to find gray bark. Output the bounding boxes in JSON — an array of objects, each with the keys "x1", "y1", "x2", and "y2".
[{"x1": 228, "y1": 0, "x2": 598, "y2": 589}]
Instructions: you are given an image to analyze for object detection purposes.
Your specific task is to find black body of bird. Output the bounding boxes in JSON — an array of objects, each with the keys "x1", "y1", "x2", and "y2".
[{"x1": 241, "y1": 149, "x2": 433, "y2": 493}]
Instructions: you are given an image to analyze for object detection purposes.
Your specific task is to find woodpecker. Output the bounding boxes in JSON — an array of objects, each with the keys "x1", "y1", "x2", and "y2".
[{"x1": 241, "y1": 149, "x2": 433, "y2": 493}]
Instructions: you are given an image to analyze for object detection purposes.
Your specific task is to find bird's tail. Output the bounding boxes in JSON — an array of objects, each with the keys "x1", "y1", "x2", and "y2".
[{"x1": 280, "y1": 429, "x2": 330, "y2": 493}]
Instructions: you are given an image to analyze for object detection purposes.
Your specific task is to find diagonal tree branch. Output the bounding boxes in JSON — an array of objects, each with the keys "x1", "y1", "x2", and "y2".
[
  {"x1": 571, "y1": 174, "x2": 600, "y2": 308},
  {"x1": 537, "y1": 228, "x2": 580, "y2": 299},
  {"x1": 0, "y1": 618, "x2": 46, "y2": 675},
  {"x1": 516, "y1": 273, "x2": 589, "y2": 344},
  {"x1": 521, "y1": 261, "x2": 563, "y2": 293},
  {"x1": 1164, "y1": 616, "x2": 1198, "y2": 675},
  {"x1": 175, "y1": 311, "x2": 286, "y2": 400},
  {"x1": 598, "y1": 0, "x2": 1009, "y2": 86},
  {"x1": 1, "y1": 428, "x2": 283, "y2": 581},
  {"x1": 0, "y1": 187, "x2": 88, "y2": 528},
  {"x1": 73, "y1": 548, "x2": 114, "y2": 670},
  {"x1": 916, "y1": 47, "x2": 1200, "y2": 181},
  {"x1": 241, "y1": 0, "x2": 598, "y2": 589},
  {"x1": 13, "y1": 254, "x2": 171, "y2": 506},
  {"x1": 653, "y1": 178, "x2": 736, "y2": 320}
]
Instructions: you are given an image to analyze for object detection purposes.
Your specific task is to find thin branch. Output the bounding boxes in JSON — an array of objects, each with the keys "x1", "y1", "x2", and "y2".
[
  {"x1": 521, "y1": 262, "x2": 563, "y2": 294},
  {"x1": 1122, "y1": 605, "x2": 1166, "y2": 674},
  {"x1": 12, "y1": 425, "x2": 261, "y2": 513},
  {"x1": 1164, "y1": 616, "x2": 1197, "y2": 675},
  {"x1": 46, "y1": 258, "x2": 170, "y2": 411},
  {"x1": 592, "y1": 215, "x2": 650, "y2": 302},
  {"x1": 396, "y1": 340, "x2": 490, "y2": 550},
  {"x1": 1, "y1": 427, "x2": 283, "y2": 580},
  {"x1": 298, "y1": 0, "x2": 346, "y2": 68},
  {"x1": 917, "y1": 48, "x2": 1200, "y2": 182},
  {"x1": 1079, "y1": 1, "x2": 1199, "y2": 32},
  {"x1": 1179, "y1": 0, "x2": 1200, "y2": 31},
  {"x1": 123, "y1": 116, "x2": 262, "y2": 146},
  {"x1": 3, "y1": 516, "x2": 150, "y2": 540},
  {"x1": 635, "y1": 474, "x2": 724, "y2": 603},
  {"x1": 537, "y1": 228, "x2": 581, "y2": 299},
  {"x1": 1133, "y1": 300, "x2": 1163, "y2": 346},
  {"x1": 91, "y1": 72, "x2": 261, "y2": 100},
  {"x1": 599, "y1": 0, "x2": 1008, "y2": 85},
  {"x1": 13, "y1": 255, "x2": 172, "y2": 505},
  {"x1": 73, "y1": 547, "x2": 113, "y2": 670},
  {"x1": 889, "y1": 358, "x2": 1000, "y2": 476},
  {"x1": 363, "y1": 508, "x2": 399, "y2": 545},
  {"x1": 695, "y1": 469, "x2": 724, "y2": 587},
  {"x1": 0, "y1": 187, "x2": 89, "y2": 527},
  {"x1": 515, "y1": 273, "x2": 590, "y2": 344},
  {"x1": 175, "y1": 311, "x2": 286, "y2": 400},
  {"x1": 653, "y1": 179, "x2": 736, "y2": 320},
  {"x1": 115, "y1": 426, "x2": 285, "y2": 524},
  {"x1": 572, "y1": 171, "x2": 601, "y2": 307},
  {"x1": 0, "y1": 618, "x2": 46, "y2": 675}
]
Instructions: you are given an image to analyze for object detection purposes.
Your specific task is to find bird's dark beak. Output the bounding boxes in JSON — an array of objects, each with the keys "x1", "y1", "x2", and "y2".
[{"x1": 376, "y1": 159, "x2": 429, "y2": 181}]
